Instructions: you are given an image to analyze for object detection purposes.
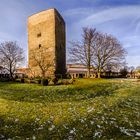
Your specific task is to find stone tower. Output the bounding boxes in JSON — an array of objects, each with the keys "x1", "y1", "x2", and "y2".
[{"x1": 28, "y1": 8, "x2": 66, "y2": 78}]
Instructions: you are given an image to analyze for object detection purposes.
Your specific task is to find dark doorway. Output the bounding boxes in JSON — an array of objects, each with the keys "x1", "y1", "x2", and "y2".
[{"x1": 79, "y1": 74, "x2": 84, "y2": 78}]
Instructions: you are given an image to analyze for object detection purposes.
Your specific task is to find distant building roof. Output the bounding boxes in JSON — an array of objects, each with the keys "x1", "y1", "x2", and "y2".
[
  {"x1": 67, "y1": 64, "x2": 95, "y2": 73},
  {"x1": 15, "y1": 68, "x2": 29, "y2": 74}
]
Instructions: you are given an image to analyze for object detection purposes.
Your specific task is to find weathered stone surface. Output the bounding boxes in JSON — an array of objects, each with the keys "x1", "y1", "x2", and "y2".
[{"x1": 28, "y1": 8, "x2": 66, "y2": 77}]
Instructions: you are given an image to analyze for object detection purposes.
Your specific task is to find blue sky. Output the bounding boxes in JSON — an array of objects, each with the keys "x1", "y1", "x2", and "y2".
[{"x1": 0, "y1": 0, "x2": 140, "y2": 67}]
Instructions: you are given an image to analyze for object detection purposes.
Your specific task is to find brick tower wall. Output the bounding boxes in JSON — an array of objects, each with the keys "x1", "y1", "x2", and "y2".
[
  {"x1": 28, "y1": 9, "x2": 66, "y2": 78},
  {"x1": 55, "y1": 10, "x2": 66, "y2": 77}
]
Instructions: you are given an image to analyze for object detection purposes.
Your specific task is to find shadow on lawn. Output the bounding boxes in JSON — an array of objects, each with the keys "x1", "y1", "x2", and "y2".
[
  {"x1": 0, "y1": 82, "x2": 121, "y2": 104},
  {"x1": 0, "y1": 98, "x2": 137, "y2": 140},
  {"x1": 0, "y1": 81, "x2": 139, "y2": 139},
  {"x1": 0, "y1": 115, "x2": 40, "y2": 139}
]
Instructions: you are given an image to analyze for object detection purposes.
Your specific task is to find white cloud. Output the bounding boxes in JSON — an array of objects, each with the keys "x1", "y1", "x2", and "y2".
[
  {"x1": 1, "y1": 1, "x2": 140, "y2": 67},
  {"x1": 64, "y1": 8, "x2": 96, "y2": 17},
  {"x1": 135, "y1": 21, "x2": 140, "y2": 33},
  {"x1": 122, "y1": 35, "x2": 140, "y2": 49},
  {"x1": 66, "y1": 5, "x2": 140, "y2": 67},
  {"x1": 66, "y1": 5, "x2": 140, "y2": 39},
  {"x1": 76, "y1": 5, "x2": 140, "y2": 27}
]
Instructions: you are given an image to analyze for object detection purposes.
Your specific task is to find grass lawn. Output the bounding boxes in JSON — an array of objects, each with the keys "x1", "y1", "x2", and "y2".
[{"x1": 0, "y1": 79, "x2": 140, "y2": 139}]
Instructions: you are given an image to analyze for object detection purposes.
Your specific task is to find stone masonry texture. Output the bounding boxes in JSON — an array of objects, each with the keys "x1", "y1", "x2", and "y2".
[{"x1": 28, "y1": 8, "x2": 66, "y2": 78}]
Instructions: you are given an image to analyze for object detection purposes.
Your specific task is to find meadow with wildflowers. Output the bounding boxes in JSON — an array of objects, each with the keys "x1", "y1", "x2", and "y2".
[{"x1": 0, "y1": 79, "x2": 140, "y2": 139}]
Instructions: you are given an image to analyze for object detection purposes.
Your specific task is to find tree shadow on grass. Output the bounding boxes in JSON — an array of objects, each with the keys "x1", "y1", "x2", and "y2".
[
  {"x1": 0, "y1": 96, "x2": 138, "y2": 140},
  {"x1": 0, "y1": 115, "x2": 39, "y2": 139},
  {"x1": 0, "y1": 82, "x2": 122, "y2": 104}
]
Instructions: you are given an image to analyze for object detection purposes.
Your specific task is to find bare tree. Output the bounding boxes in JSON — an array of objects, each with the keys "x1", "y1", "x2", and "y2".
[
  {"x1": 128, "y1": 66, "x2": 135, "y2": 78},
  {"x1": 0, "y1": 41, "x2": 25, "y2": 80},
  {"x1": 69, "y1": 27, "x2": 97, "y2": 78},
  {"x1": 92, "y1": 33, "x2": 126, "y2": 78},
  {"x1": 69, "y1": 27, "x2": 126, "y2": 78},
  {"x1": 120, "y1": 66, "x2": 128, "y2": 78},
  {"x1": 30, "y1": 47, "x2": 54, "y2": 78},
  {"x1": 27, "y1": 67, "x2": 36, "y2": 78}
]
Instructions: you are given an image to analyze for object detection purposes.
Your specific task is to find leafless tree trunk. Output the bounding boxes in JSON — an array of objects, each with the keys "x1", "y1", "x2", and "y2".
[
  {"x1": 69, "y1": 27, "x2": 126, "y2": 78},
  {"x1": 128, "y1": 66, "x2": 135, "y2": 78},
  {"x1": 92, "y1": 33, "x2": 126, "y2": 78},
  {"x1": 69, "y1": 27, "x2": 97, "y2": 78},
  {"x1": 27, "y1": 67, "x2": 36, "y2": 78},
  {"x1": 0, "y1": 41, "x2": 25, "y2": 80}
]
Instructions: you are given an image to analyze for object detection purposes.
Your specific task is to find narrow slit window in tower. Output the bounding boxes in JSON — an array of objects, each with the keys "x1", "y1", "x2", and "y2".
[
  {"x1": 39, "y1": 44, "x2": 41, "y2": 49},
  {"x1": 37, "y1": 33, "x2": 41, "y2": 37}
]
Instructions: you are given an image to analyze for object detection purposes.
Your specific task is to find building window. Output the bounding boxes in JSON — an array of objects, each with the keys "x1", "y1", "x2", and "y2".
[
  {"x1": 37, "y1": 33, "x2": 41, "y2": 37},
  {"x1": 39, "y1": 44, "x2": 42, "y2": 49}
]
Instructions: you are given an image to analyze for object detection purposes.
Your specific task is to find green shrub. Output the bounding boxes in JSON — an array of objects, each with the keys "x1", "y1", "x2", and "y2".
[
  {"x1": 29, "y1": 79, "x2": 36, "y2": 84},
  {"x1": 23, "y1": 78, "x2": 29, "y2": 83},
  {"x1": 52, "y1": 77, "x2": 58, "y2": 85},
  {"x1": 69, "y1": 78, "x2": 75, "y2": 84},
  {"x1": 61, "y1": 79, "x2": 69, "y2": 85},
  {"x1": 23, "y1": 78, "x2": 31, "y2": 83},
  {"x1": 37, "y1": 79, "x2": 41, "y2": 84},
  {"x1": 41, "y1": 79, "x2": 49, "y2": 86},
  {"x1": 0, "y1": 78, "x2": 10, "y2": 82},
  {"x1": 60, "y1": 79, "x2": 75, "y2": 85},
  {"x1": 20, "y1": 78, "x2": 25, "y2": 83}
]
